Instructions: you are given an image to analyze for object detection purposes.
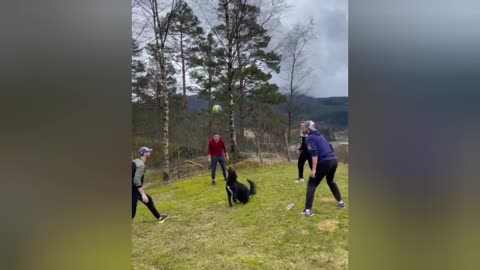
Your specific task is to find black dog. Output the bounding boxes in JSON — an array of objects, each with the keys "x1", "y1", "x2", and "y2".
[{"x1": 226, "y1": 167, "x2": 256, "y2": 207}]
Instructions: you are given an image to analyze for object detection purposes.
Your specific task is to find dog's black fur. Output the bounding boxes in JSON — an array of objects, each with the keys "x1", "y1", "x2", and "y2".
[{"x1": 226, "y1": 167, "x2": 256, "y2": 207}]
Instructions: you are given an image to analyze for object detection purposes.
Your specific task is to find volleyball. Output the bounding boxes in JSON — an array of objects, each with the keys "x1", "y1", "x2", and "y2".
[{"x1": 212, "y1": 104, "x2": 222, "y2": 113}]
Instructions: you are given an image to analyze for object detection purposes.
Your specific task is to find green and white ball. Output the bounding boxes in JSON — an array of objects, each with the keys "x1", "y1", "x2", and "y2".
[{"x1": 212, "y1": 104, "x2": 222, "y2": 113}]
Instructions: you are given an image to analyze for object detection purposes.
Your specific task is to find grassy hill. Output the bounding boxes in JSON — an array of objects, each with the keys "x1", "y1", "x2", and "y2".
[{"x1": 132, "y1": 163, "x2": 349, "y2": 270}]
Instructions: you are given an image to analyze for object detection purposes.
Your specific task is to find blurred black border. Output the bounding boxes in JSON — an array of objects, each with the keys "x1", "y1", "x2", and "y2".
[
  {"x1": 0, "y1": 1, "x2": 132, "y2": 270},
  {"x1": 350, "y1": 1, "x2": 479, "y2": 269}
]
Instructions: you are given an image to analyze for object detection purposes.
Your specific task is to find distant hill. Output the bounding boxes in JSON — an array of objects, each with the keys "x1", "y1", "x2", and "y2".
[
  {"x1": 186, "y1": 94, "x2": 348, "y2": 129},
  {"x1": 274, "y1": 95, "x2": 348, "y2": 129}
]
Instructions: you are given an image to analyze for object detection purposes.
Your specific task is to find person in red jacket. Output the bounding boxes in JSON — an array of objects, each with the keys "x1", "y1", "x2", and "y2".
[{"x1": 207, "y1": 133, "x2": 229, "y2": 185}]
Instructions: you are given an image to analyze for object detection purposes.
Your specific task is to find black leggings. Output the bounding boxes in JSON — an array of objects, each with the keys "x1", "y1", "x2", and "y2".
[
  {"x1": 305, "y1": 159, "x2": 342, "y2": 210},
  {"x1": 298, "y1": 150, "x2": 313, "y2": 179},
  {"x1": 132, "y1": 188, "x2": 161, "y2": 219}
]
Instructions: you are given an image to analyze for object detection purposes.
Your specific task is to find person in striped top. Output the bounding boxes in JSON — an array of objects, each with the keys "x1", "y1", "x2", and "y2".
[{"x1": 132, "y1": 147, "x2": 169, "y2": 223}]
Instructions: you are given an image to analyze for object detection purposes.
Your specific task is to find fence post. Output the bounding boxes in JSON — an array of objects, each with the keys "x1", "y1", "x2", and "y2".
[{"x1": 284, "y1": 132, "x2": 292, "y2": 162}]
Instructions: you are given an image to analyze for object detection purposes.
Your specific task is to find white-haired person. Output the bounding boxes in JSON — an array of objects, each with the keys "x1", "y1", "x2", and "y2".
[
  {"x1": 295, "y1": 121, "x2": 313, "y2": 183},
  {"x1": 301, "y1": 121, "x2": 346, "y2": 217}
]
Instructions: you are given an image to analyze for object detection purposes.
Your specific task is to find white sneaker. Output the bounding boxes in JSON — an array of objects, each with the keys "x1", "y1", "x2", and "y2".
[
  {"x1": 302, "y1": 209, "x2": 314, "y2": 217},
  {"x1": 295, "y1": 178, "x2": 305, "y2": 183}
]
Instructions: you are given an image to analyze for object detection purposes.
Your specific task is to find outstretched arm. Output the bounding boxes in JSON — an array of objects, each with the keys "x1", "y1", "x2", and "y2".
[
  {"x1": 307, "y1": 138, "x2": 318, "y2": 178},
  {"x1": 207, "y1": 141, "x2": 212, "y2": 162},
  {"x1": 310, "y1": 156, "x2": 318, "y2": 178},
  {"x1": 133, "y1": 164, "x2": 149, "y2": 203},
  {"x1": 222, "y1": 140, "x2": 229, "y2": 160}
]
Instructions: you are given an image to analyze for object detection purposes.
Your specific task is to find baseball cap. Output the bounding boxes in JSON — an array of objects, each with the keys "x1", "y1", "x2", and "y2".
[
  {"x1": 304, "y1": 120, "x2": 317, "y2": 131},
  {"x1": 139, "y1": 146, "x2": 153, "y2": 155}
]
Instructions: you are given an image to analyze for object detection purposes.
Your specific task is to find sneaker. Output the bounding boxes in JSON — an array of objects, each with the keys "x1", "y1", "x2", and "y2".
[
  {"x1": 302, "y1": 209, "x2": 314, "y2": 217},
  {"x1": 212, "y1": 179, "x2": 216, "y2": 185},
  {"x1": 338, "y1": 202, "x2": 346, "y2": 209},
  {"x1": 158, "y1": 215, "x2": 169, "y2": 223},
  {"x1": 295, "y1": 178, "x2": 305, "y2": 183}
]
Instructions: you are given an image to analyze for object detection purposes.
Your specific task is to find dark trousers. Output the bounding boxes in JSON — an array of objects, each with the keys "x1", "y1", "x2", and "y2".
[
  {"x1": 211, "y1": 156, "x2": 227, "y2": 180},
  {"x1": 298, "y1": 150, "x2": 313, "y2": 179},
  {"x1": 132, "y1": 188, "x2": 161, "y2": 219},
  {"x1": 305, "y1": 159, "x2": 342, "y2": 210}
]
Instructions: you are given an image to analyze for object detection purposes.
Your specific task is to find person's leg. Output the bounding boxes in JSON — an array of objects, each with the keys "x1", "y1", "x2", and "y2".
[
  {"x1": 211, "y1": 156, "x2": 218, "y2": 180},
  {"x1": 142, "y1": 194, "x2": 161, "y2": 219},
  {"x1": 132, "y1": 188, "x2": 140, "y2": 219},
  {"x1": 218, "y1": 156, "x2": 227, "y2": 180},
  {"x1": 298, "y1": 151, "x2": 307, "y2": 179},
  {"x1": 325, "y1": 159, "x2": 343, "y2": 203},
  {"x1": 304, "y1": 162, "x2": 329, "y2": 211}
]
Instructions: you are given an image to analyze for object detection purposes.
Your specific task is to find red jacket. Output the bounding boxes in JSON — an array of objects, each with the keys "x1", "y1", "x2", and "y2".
[{"x1": 208, "y1": 138, "x2": 227, "y2": 157}]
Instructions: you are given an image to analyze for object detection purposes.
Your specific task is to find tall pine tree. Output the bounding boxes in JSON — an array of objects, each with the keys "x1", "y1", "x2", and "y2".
[
  {"x1": 132, "y1": 39, "x2": 150, "y2": 103},
  {"x1": 214, "y1": 0, "x2": 282, "y2": 156},
  {"x1": 169, "y1": 0, "x2": 204, "y2": 111},
  {"x1": 190, "y1": 32, "x2": 225, "y2": 133}
]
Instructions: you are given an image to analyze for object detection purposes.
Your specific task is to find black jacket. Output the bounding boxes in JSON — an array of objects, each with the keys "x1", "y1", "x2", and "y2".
[{"x1": 299, "y1": 135, "x2": 309, "y2": 152}]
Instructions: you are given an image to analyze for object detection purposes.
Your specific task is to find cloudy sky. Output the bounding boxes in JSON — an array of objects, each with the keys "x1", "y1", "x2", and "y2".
[
  {"x1": 274, "y1": 0, "x2": 348, "y2": 97},
  {"x1": 132, "y1": 0, "x2": 348, "y2": 97}
]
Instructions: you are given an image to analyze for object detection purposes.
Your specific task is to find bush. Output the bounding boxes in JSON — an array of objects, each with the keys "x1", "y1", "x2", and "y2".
[{"x1": 235, "y1": 160, "x2": 262, "y2": 170}]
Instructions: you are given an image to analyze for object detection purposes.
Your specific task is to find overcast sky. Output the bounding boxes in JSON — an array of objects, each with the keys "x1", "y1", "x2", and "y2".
[
  {"x1": 274, "y1": 0, "x2": 348, "y2": 97},
  {"x1": 133, "y1": 0, "x2": 348, "y2": 98}
]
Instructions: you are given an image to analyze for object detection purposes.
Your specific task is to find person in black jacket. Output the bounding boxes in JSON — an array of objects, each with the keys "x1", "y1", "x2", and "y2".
[
  {"x1": 132, "y1": 147, "x2": 169, "y2": 223},
  {"x1": 295, "y1": 121, "x2": 313, "y2": 183}
]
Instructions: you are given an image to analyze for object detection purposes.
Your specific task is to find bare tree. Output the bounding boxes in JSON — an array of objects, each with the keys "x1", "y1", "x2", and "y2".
[
  {"x1": 281, "y1": 18, "x2": 316, "y2": 145},
  {"x1": 136, "y1": 0, "x2": 181, "y2": 180}
]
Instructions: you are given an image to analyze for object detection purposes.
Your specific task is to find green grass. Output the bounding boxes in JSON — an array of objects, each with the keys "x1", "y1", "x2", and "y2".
[{"x1": 132, "y1": 163, "x2": 348, "y2": 270}]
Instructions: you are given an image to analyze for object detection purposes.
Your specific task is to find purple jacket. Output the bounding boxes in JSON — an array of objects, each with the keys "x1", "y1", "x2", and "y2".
[{"x1": 307, "y1": 130, "x2": 336, "y2": 161}]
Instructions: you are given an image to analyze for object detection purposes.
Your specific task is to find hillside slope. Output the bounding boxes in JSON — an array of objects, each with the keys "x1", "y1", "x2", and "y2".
[{"x1": 132, "y1": 163, "x2": 349, "y2": 270}]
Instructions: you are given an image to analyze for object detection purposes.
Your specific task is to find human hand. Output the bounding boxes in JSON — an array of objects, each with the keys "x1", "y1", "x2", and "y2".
[{"x1": 141, "y1": 194, "x2": 149, "y2": 204}]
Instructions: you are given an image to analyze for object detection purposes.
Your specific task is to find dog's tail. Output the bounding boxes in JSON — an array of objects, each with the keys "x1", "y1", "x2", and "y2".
[{"x1": 247, "y1": 179, "x2": 256, "y2": 195}]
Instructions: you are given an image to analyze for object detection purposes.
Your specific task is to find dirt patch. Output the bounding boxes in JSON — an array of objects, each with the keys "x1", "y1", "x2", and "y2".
[
  {"x1": 316, "y1": 219, "x2": 339, "y2": 232},
  {"x1": 327, "y1": 249, "x2": 349, "y2": 269},
  {"x1": 300, "y1": 229, "x2": 310, "y2": 235}
]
